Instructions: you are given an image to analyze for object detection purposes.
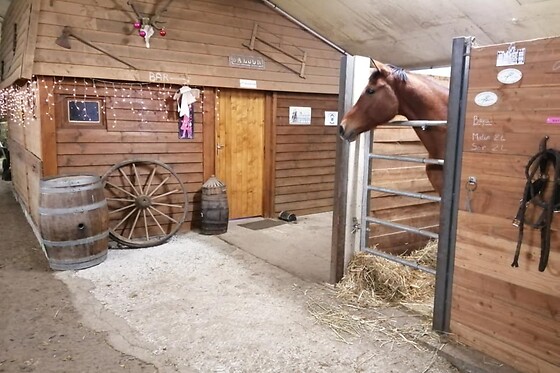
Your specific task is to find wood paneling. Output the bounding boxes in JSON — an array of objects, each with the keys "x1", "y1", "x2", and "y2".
[
  {"x1": 451, "y1": 36, "x2": 560, "y2": 373},
  {"x1": 28, "y1": 0, "x2": 343, "y2": 93},
  {"x1": 0, "y1": 0, "x2": 39, "y2": 88},
  {"x1": 7, "y1": 139, "x2": 43, "y2": 224},
  {"x1": 273, "y1": 92, "x2": 338, "y2": 216},
  {"x1": 50, "y1": 79, "x2": 206, "y2": 232}
]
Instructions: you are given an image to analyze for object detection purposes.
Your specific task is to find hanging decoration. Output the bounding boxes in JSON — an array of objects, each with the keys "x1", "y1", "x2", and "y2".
[
  {"x1": 0, "y1": 78, "x2": 38, "y2": 127},
  {"x1": 1, "y1": 77, "x2": 205, "y2": 134},
  {"x1": 128, "y1": 0, "x2": 173, "y2": 48},
  {"x1": 173, "y1": 86, "x2": 200, "y2": 139}
]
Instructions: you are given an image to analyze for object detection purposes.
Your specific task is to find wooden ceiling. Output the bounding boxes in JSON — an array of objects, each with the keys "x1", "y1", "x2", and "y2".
[{"x1": 266, "y1": 0, "x2": 560, "y2": 68}]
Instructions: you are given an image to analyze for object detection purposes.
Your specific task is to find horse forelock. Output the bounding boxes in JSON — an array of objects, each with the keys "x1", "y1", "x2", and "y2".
[
  {"x1": 368, "y1": 65, "x2": 408, "y2": 84},
  {"x1": 388, "y1": 65, "x2": 408, "y2": 82}
]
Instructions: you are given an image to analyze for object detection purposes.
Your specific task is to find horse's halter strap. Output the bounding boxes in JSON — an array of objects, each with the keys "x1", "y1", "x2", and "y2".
[{"x1": 512, "y1": 136, "x2": 560, "y2": 272}]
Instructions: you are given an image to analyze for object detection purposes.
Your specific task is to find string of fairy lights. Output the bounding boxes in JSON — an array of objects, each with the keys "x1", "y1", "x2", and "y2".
[
  {"x1": 0, "y1": 76, "x2": 205, "y2": 130},
  {"x1": 0, "y1": 79, "x2": 38, "y2": 127}
]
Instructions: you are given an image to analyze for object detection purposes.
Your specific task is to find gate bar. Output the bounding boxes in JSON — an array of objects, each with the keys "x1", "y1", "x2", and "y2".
[
  {"x1": 370, "y1": 153, "x2": 444, "y2": 166},
  {"x1": 388, "y1": 120, "x2": 447, "y2": 127},
  {"x1": 368, "y1": 185, "x2": 442, "y2": 202},
  {"x1": 365, "y1": 216, "x2": 439, "y2": 240},
  {"x1": 363, "y1": 246, "x2": 436, "y2": 275}
]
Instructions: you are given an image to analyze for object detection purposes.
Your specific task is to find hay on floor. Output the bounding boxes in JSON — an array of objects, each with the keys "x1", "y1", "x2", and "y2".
[{"x1": 337, "y1": 240, "x2": 438, "y2": 310}]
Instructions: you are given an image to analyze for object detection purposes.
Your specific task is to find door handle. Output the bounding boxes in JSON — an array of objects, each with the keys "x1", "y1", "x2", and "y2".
[{"x1": 216, "y1": 144, "x2": 224, "y2": 150}]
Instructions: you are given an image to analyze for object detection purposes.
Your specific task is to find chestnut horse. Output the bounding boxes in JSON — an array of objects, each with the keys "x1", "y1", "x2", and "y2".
[{"x1": 339, "y1": 60, "x2": 449, "y2": 195}]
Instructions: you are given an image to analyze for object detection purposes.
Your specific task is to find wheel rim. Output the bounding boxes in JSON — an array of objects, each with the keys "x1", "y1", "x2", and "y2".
[{"x1": 101, "y1": 159, "x2": 188, "y2": 248}]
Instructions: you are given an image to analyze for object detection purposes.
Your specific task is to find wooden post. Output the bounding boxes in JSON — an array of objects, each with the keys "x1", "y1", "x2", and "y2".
[{"x1": 39, "y1": 77, "x2": 58, "y2": 176}]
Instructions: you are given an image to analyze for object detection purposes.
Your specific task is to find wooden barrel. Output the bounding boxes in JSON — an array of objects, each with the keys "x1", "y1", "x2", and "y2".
[
  {"x1": 39, "y1": 175, "x2": 109, "y2": 270},
  {"x1": 200, "y1": 175, "x2": 229, "y2": 235}
]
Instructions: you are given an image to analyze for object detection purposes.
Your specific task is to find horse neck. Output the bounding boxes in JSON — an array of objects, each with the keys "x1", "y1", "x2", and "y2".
[
  {"x1": 392, "y1": 75, "x2": 448, "y2": 120},
  {"x1": 392, "y1": 75, "x2": 449, "y2": 159}
]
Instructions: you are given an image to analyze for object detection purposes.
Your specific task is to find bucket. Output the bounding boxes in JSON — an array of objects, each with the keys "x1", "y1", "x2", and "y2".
[
  {"x1": 39, "y1": 175, "x2": 109, "y2": 270},
  {"x1": 200, "y1": 175, "x2": 229, "y2": 235}
]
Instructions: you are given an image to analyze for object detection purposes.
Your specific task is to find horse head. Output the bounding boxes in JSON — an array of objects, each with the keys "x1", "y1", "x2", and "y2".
[{"x1": 339, "y1": 60, "x2": 403, "y2": 142}]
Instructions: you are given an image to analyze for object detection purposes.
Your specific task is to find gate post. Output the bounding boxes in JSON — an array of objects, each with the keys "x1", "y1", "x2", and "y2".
[
  {"x1": 331, "y1": 55, "x2": 371, "y2": 283},
  {"x1": 432, "y1": 37, "x2": 473, "y2": 332}
]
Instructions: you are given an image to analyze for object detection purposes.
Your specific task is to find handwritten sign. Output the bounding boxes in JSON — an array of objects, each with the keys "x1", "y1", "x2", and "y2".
[
  {"x1": 148, "y1": 72, "x2": 170, "y2": 83},
  {"x1": 470, "y1": 116, "x2": 507, "y2": 152}
]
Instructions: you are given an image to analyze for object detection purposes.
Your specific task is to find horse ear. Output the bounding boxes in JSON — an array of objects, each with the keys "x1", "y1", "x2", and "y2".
[{"x1": 371, "y1": 60, "x2": 392, "y2": 77}]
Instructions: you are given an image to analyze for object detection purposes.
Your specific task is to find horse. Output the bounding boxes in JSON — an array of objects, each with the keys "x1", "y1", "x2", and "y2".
[{"x1": 339, "y1": 60, "x2": 449, "y2": 196}]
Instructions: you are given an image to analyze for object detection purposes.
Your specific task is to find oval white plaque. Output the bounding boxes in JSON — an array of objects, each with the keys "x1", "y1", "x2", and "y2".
[
  {"x1": 474, "y1": 91, "x2": 498, "y2": 107},
  {"x1": 497, "y1": 68, "x2": 522, "y2": 84}
]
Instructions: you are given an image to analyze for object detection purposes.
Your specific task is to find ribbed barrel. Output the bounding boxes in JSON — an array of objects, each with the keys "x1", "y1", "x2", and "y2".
[
  {"x1": 200, "y1": 175, "x2": 229, "y2": 235},
  {"x1": 39, "y1": 175, "x2": 109, "y2": 270}
]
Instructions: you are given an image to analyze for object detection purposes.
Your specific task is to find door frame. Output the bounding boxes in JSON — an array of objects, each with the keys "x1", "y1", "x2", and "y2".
[{"x1": 203, "y1": 88, "x2": 276, "y2": 218}]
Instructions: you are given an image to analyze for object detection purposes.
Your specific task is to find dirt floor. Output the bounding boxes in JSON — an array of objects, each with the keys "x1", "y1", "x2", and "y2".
[
  {"x1": 0, "y1": 180, "x2": 156, "y2": 372},
  {"x1": 0, "y1": 179, "x2": 461, "y2": 373}
]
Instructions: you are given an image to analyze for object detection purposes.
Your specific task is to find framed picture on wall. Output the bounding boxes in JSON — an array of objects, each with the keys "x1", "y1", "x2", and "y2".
[
  {"x1": 289, "y1": 106, "x2": 311, "y2": 125},
  {"x1": 59, "y1": 96, "x2": 106, "y2": 128}
]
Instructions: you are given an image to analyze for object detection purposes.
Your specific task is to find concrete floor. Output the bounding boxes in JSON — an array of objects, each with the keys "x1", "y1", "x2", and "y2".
[{"x1": 219, "y1": 212, "x2": 333, "y2": 283}]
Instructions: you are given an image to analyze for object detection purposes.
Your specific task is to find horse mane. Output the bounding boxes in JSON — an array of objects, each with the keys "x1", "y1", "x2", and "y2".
[
  {"x1": 388, "y1": 64, "x2": 408, "y2": 82},
  {"x1": 371, "y1": 62, "x2": 447, "y2": 95}
]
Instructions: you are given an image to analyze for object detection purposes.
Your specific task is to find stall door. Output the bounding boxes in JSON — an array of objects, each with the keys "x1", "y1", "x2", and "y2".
[{"x1": 216, "y1": 90, "x2": 265, "y2": 219}]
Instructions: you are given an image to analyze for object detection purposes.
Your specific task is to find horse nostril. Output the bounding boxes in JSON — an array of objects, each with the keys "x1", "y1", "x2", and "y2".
[{"x1": 338, "y1": 125, "x2": 345, "y2": 136}]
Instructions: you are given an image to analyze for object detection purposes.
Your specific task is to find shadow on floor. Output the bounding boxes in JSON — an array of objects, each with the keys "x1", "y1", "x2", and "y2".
[{"x1": 218, "y1": 212, "x2": 333, "y2": 283}]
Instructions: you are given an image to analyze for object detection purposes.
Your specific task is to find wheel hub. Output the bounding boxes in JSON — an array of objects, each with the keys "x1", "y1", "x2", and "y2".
[{"x1": 135, "y1": 195, "x2": 152, "y2": 208}]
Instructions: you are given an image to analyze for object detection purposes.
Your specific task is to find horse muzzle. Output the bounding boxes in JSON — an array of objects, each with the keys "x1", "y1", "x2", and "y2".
[{"x1": 338, "y1": 122, "x2": 357, "y2": 142}]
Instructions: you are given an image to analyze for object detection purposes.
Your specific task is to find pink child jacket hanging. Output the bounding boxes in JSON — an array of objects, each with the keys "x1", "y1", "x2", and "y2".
[{"x1": 174, "y1": 86, "x2": 200, "y2": 139}]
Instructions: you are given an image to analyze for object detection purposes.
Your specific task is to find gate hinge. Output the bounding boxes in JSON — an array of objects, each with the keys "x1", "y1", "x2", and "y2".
[{"x1": 351, "y1": 217, "x2": 361, "y2": 234}]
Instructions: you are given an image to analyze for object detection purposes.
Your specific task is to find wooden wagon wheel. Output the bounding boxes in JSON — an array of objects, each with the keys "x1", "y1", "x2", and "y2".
[{"x1": 101, "y1": 159, "x2": 188, "y2": 248}]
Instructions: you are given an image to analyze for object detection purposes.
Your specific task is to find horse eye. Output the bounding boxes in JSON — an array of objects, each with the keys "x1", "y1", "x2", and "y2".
[{"x1": 365, "y1": 87, "x2": 376, "y2": 95}]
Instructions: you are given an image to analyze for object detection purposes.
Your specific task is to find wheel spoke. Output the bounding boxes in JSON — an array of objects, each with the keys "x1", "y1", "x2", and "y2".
[
  {"x1": 149, "y1": 206, "x2": 179, "y2": 224},
  {"x1": 143, "y1": 165, "x2": 158, "y2": 196},
  {"x1": 127, "y1": 209, "x2": 142, "y2": 239},
  {"x1": 118, "y1": 168, "x2": 140, "y2": 196},
  {"x1": 113, "y1": 207, "x2": 138, "y2": 230},
  {"x1": 151, "y1": 189, "x2": 180, "y2": 200},
  {"x1": 106, "y1": 181, "x2": 137, "y2": 199},
  {"x1": 152, "y1": 201, "x2": 184, "y2": 209},
  {"x1": 148, "y1": 176, "x2": 170, "y2": 197},
  {"x1": 109, "y1": 203, "x2": 135, "y2": 215},
  {"x1": 132, "y1": 163, "x2": 144, "y2": 194},
  {"x1": 143, "y1": 210, "x2": 150, "y2": 241},
  {"x1": 147, "y1": 208, "x2": 166, "y2": 235},
  {"x1": 107, "y1": 197, "x2": 135, "y2": 203}
]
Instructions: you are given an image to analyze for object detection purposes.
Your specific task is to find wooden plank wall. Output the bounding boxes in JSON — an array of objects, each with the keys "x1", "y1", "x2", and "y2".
[
  {"x1": 274, "y1": 93, "x2": 338, "y2": 216},
  {"x1": 0, "y1": 0, "x2": 38, "y2": 88},
  {"x1": 6, "y1": 82, "x2": 43, "y2": 224},
  {"x1": 47, "y1": 78, "x2": 206, "y2": 230},
  {"x1": 367, "y1": 126, "x2": 439, "y2": 254},
  {"x1": 32, "y1": 0, "x2": 342, "y2": 93},
  {"x1": 450, "y1": 37, "x2": 560, "y2": 373}
]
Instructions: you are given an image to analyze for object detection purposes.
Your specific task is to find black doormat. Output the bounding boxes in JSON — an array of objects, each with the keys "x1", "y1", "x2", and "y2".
[{"x1": 238, "y1": 219, "x2": 286, "y2": 231}]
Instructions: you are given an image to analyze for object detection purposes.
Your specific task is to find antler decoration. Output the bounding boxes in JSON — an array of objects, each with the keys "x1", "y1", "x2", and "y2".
[{"x1": 128, "y1": 0, "x2": 174, "y2": 48}]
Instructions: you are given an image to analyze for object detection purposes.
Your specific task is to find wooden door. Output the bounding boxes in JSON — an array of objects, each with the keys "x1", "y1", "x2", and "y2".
[{"x1": 216, "y1": 90, "x2": 265, "y2": 219}]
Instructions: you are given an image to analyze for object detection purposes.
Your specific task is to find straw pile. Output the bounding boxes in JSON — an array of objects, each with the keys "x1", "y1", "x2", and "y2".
[
  {"x1": 336, "y1": 240, "x2": 438, "y2": 311},
  {"x1": 305, "y1": 241, "x2": 442, "y2": 347}
]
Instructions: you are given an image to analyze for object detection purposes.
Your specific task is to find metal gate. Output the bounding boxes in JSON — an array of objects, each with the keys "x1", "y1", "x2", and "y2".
[
  {"x1": 359, "y1": 119, "x2": 447, "y2": 274},
  {"x1": 332, "y1": 37, "x2": 472, "y2": 332}
]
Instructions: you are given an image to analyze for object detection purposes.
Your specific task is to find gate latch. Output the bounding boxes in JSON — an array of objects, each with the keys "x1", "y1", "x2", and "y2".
[{"x1": 351, "y1": 217, "x2": 361, "y2": 234}]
